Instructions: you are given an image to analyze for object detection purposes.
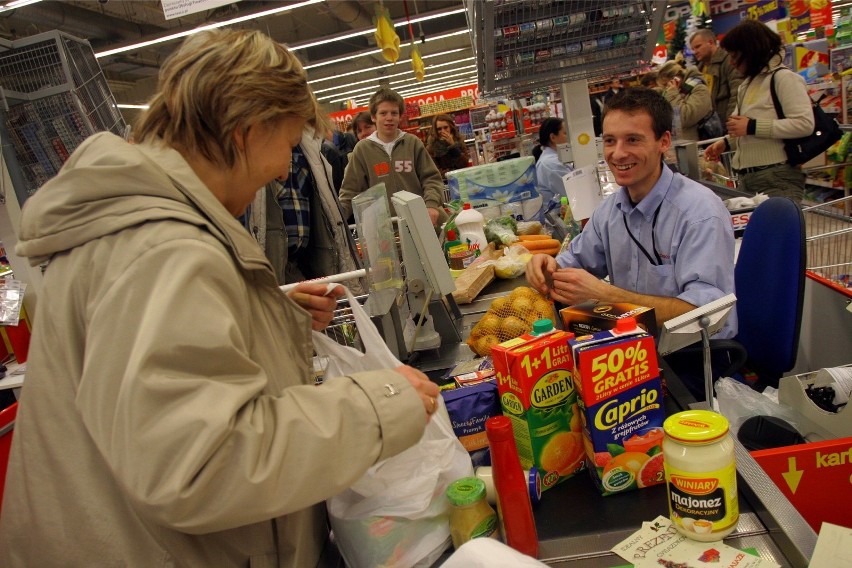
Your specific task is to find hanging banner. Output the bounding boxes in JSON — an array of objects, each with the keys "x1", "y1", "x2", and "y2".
[
  {"x1": 161, "y1": 0, "x2": 238, "y2": 20},
  {"x1": 710, "y1": 0, "x2": 784, "y2": 35},
  {"x1": 329, "y1": 84, "x2": 479, "y2": 123}
]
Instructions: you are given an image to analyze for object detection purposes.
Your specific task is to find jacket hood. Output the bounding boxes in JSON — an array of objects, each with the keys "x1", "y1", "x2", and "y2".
[{"x1": 16, "y1": 132, "x2": 266, "y2": 269}]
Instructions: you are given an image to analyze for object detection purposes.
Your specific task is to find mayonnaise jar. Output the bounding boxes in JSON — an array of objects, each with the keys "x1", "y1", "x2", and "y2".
[{"x1": 663, "y1": 410, "x2": 738, "y2": 542}]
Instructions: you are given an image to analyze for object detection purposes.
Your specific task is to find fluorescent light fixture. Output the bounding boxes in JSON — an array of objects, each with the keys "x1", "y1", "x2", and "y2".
[
  {"x1": 303, "y1": 29, "x2": 469, "y2": 70},
  {"x1": 328, "y1": 68, "x2": 478, "y2": 104},
  {"x1": 117, "y1": 104, "x2": 150, "y2": 110},
  {"x1": 0, "y1": 0, "x2": 42, "y2": 13},
  {"x1": 318, "y1": 64, "x2": 477, "y2": 101},
  {"x1": 312, "y1": 57, "x2": 475, "y2": 95},
  {"x1": 308, "y1": 48, "x2": 466, "y2": 85},
  {"x1": 290, "y1": 7, "x2": 466, "y2": 51},
  {"x1": 95, "y1": 0, "x2": 324, "y2": 58}
]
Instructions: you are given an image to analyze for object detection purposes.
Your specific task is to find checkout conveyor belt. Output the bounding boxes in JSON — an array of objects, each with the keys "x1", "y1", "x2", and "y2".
[{"x1": 416, "y1": 277, "x2": 818, "y2": 567}]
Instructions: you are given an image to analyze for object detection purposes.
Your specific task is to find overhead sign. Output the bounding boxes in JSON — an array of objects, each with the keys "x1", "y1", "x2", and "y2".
[
  {"x1": 329, "y1": 84, "x2": 479, "y2": 123},
  {"x1": 162, "y1": 0, "x2": 239, "y2": 21}
]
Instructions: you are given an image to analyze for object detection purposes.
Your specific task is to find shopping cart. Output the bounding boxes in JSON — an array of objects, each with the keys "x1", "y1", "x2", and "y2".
[{"x1": 803, "y1": 195, "x2": 852, "y2": 288}]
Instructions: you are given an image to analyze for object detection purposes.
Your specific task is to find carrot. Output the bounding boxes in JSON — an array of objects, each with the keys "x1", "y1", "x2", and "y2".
[
  {"x1": 518, "y1": 234, "x2": 552, "y2": 241},
  {"x1": 517, "y1": 238, "x2": 561, "y2": 251},
  {"x1": 536, "y1": 247, "x2": 561, "y2": 256}
]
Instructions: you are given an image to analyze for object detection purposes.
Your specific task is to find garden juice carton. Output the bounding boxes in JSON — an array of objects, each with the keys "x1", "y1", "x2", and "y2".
[
  {"x1": 492, "y1": 327, "x2": 586, "y2": 491},
  {"x1": 568, "y1": 319, "x2": 665, "y2": 496}
]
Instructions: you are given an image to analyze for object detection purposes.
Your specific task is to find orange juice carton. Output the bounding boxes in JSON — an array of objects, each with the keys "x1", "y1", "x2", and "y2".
[
  {"x1": 492, "y1": 326, "x2": 586, "y2": 491},
  {"x1": 568, "y1": 319, "x2": 665, "y2": 496},
  {"x1": 560, "y1": 301, "x2": 657, "y2": 337}
]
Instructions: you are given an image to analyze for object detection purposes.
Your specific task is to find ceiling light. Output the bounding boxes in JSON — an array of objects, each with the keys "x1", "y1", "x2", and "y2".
[
  {"x1": 0, "y1": 0, "x2": 42, "y2": 13},
  {"x1": 117, "y1": 104, "x2": 150, "y2": 110},
  {"x1": 312, "y1": 57, "x2": 475, "y2": 95},
  {"x1": 95, "y1": 0, "x2": 324, "y2": 58},
  {"x1": 289, "y1": 7, "x2": 466, "y2": 51},
  {"x1": 319, "y1": 64, "x2": 477, "y2": 102},
  {"x1": 303, "y1": 29, "x2": 469, "y2": 70},
  {"x1": 307, "y1": 48, "x2": 467, "y2": 85}
]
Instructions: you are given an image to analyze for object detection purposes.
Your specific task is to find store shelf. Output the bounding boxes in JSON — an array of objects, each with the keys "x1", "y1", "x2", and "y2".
[{"x1": 466, "y1": 0, "x2": 664, "y2": 97}]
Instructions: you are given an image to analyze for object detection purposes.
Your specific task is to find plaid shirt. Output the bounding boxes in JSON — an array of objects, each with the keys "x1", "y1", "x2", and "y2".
[{"x1": 278, "y1": 145, "x2": 312, "y2": 258}]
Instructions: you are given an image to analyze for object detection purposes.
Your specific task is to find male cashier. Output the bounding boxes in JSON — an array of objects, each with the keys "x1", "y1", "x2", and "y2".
[{"x1": 526, "y1": 87, "x2": 737, "y2": 337}]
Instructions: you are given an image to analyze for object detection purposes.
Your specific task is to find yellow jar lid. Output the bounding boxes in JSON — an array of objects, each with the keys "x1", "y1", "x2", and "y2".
[{"x1": 664, "y1": 410, "x2": 729, "y2": 443}]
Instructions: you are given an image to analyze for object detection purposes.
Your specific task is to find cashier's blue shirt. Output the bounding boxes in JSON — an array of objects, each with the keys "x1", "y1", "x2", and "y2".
[{"x1": 555, "y1": 165, "x2": 737, "y2": 338}]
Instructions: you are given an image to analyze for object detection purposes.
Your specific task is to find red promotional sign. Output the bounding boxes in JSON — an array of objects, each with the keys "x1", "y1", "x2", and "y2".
[
  {"x1": 751, "y1": 436, "x2": 852, "y2": 532},
  {"x1": 810, "y1": 0, "x2": 833, "y2": 28},
  {"x1": 329, "y1": 83, "x2": 479, "y2": 123}
]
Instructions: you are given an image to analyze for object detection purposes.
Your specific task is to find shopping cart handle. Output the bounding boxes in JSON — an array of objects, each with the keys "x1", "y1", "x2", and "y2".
[{"x1": 278, "y1": 269, "x2": 368, "y2": 294}]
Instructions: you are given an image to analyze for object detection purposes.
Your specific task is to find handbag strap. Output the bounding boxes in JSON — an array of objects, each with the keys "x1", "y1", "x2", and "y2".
[{"x1": 768, "y1": 68, "x2": 785, "y2": 119}]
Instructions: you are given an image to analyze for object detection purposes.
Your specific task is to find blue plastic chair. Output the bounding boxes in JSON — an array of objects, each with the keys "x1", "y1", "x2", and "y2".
[{"x1": 666, "y1": 197, "x2": 806, "y2": 394}]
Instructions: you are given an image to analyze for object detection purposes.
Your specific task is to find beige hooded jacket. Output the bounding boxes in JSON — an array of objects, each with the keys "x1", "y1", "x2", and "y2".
[{"x1": 0, "y1": 133, "x2": 424, "y2": 567}]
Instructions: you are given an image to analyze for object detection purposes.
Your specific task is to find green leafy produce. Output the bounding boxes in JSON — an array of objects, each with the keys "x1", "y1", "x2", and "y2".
[{"x1": 484, "y1": 216, "x2": 519, "y2": 245}]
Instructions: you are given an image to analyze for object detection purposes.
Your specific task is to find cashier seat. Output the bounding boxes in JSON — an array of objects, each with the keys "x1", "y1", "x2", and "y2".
[{"x1": 667, "y1": 197, "x2": 806, "y2": 395}]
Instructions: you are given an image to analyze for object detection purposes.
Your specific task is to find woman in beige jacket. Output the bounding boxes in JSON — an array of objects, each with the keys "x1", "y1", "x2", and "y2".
[{"x1": 0, "y1": 29, "x2": 439, "y2": 567}]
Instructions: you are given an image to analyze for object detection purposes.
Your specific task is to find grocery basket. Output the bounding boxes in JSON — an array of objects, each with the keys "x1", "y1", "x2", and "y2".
[{"x1": 803, "y1": 195, "x2": 852, "y2": 288}]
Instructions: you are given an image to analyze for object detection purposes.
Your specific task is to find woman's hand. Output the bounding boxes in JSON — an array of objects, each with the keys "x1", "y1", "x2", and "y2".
[
  {"x1": 427, "y1": 207, "x2": 440, "y2": 227},
  {"x1": 440, "y1": 130, "x2": 454, "y2": 145},
  {"x1": 394, "y1": 365, "x2": 441, "y2": 422},
  {"x1": 703, "y1": 139, "x2": 726, "y2": 161},
  {"x1": 726, "y1": 115, "x2": 749, "y2": 137},
  {"x1": 287, "y1": 283, "x2": 345, "y2": 331}
]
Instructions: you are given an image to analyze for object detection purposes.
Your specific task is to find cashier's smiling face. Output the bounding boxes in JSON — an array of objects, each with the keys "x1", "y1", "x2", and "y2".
[{"x1": 602, "y1": 109, "x2": 670, "y2": 203}]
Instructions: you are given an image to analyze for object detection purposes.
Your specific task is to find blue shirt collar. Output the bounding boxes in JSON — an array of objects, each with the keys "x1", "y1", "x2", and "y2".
[{"x1": 615, "y1": 163, "x2": 673, "y2": 220}]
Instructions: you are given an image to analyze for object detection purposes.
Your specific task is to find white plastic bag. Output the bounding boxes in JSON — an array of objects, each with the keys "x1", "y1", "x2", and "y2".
[
  {"x1": 715, "y1": 376, "x2": 801, "y2": 436},
  {"x1": 316, "y1": 287, "x2": 473, "y2": 568}
]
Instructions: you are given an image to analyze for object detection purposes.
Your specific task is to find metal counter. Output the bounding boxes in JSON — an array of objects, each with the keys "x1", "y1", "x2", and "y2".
[{"x1": 418, "y1": 277, "x2": 817, "y2": 567}]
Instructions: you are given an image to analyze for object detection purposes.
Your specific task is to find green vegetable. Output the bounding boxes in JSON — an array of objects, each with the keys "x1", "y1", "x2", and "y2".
[{"x1": 484, "y1": 217, "x2": 519, "y2": 245}]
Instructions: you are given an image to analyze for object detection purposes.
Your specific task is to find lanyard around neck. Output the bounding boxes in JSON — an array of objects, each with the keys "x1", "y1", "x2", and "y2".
[{"x1": 622, "y1": 201, "x2": 664, "y2": 266}]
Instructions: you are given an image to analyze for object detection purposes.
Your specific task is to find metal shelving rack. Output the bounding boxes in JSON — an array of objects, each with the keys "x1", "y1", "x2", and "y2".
[
  {"x1": 0, "y1": 30, "x2": 126, "y2": 205},
  {"x1": 466, "y1": 0, "x2": 664, "y2": 98}
]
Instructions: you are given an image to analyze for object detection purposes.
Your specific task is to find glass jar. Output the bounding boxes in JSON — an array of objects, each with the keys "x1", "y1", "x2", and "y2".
[
  {"x1": 446, "y1": 477, "x2": 498, "y2": 550},
  {"x1": 663, "y1": 410, "x2": 738, "y2": 542}
]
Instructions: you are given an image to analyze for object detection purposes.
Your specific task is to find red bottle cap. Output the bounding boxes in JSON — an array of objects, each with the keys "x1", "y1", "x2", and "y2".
[
  {"x1": 486, "y1": 415, "x2": 513, "y2": 441},
  {"x1": 614, "y1": 316, "x2": 638, "y2": 334},
  {"x1": 463, "y1": 202, "x2": 472, "y2": 210},
  {"x1": 446, "y1": 229, "x2": 456, "y2": 240}
]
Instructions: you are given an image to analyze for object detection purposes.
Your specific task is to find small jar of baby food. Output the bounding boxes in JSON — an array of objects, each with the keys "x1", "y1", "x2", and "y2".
[{"x1": 663, "y1": 410, "x2": 738, "y2": 542}]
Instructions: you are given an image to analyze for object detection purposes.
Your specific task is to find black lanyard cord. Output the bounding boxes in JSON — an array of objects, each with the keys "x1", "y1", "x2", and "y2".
[{"x1": 622, "y1": 201, "x2": 664, "y2": 266}]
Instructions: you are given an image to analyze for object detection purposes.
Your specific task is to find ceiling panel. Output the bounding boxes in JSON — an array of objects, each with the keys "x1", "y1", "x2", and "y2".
[{"x1": 0, "y1": 0, "x2": 474, "y2": 115}]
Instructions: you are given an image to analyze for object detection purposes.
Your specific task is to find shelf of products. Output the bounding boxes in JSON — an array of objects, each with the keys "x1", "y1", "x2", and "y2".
[
  {"x1": 466, "y1": 0, "x2": 664, "y2": 97},
  {"x1": 0, "y1": 30, "x2": 126, "y2": 204}
]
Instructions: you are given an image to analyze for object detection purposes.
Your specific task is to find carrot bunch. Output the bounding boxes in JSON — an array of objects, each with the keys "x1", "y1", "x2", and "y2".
[{"x1": 516, "y1": 235, "x2": 561, "y2": 256}]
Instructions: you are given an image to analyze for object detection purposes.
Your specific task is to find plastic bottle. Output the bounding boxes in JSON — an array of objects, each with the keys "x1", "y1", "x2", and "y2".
[
  {"x1": 485, "y1": 416, "x2": 539, "y2": 558},
  {"x1": 531, "y1": 318, "x2": 554, "y2": 336},
  {"x1": 443, "y1": 229, "x2": 462, "y2": 265},
  {"x1": 455, "y1": 203, "x2": 488, "y2": 253}
]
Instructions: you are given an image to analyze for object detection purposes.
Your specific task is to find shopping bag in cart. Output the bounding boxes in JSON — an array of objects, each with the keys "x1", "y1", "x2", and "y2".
[{"x1": 315, "y1": 287, "x2": 473, "y2": 568}]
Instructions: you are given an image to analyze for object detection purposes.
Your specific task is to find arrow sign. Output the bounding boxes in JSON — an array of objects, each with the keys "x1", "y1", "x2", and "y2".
[{"x1": 781, "y1": 456, "x2": 803, "y2": 493}]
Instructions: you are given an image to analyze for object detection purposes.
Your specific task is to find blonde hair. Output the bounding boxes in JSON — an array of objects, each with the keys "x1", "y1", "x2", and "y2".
[
  {"x1": 657, "y1": 60, "x2": 686, "y2": 82},
  {"x1": 135, "y1": 29, "x2": 320, "y2": 167}
]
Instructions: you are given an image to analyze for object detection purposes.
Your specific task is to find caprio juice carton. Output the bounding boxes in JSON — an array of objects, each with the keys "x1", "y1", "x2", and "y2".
[
  {"x1": 568, "y1": 318, "x2": 665, "y2": 496},
  {"x1": 492, "y1": 328, "x2": 586, "y2": 491}
]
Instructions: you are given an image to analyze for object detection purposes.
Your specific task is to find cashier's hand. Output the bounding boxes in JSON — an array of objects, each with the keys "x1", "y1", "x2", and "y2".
[
  {"x1": 726, "y1": 115, "x2": 750, "y2": 137},
  {"x1": 703, "y1": 139, "x2": 726, "y2": 162},
  {"x1": 549, "y1": 268, "x2": 609, "y2": 306},
  {"x1": 395, "y1": 365, "x2": 441, "y2": 422},
  {"x1": 287, "y1": 282, "x2": 345, "y2": 331},
  {"x1": 427, "y1": 207, "x2": 440, "y2": 227},
  {"x1": 526, "y1": 253, "x2": 559, "y2": 296}
]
